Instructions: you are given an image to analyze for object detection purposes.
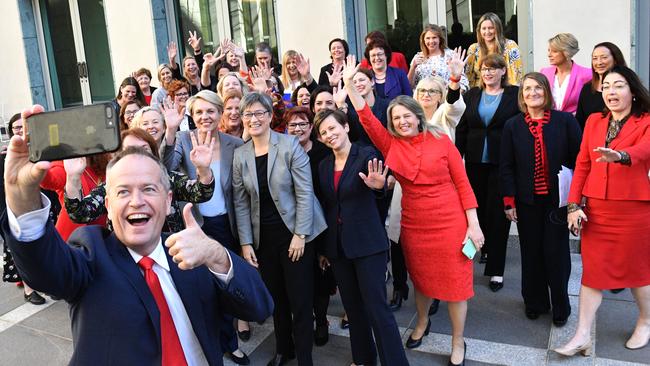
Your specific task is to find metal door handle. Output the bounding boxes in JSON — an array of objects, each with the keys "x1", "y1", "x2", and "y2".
[
  {"x1": 81, "y1": 62, "x2": 88, "y2": 78},
  {"x1": 77, "y1": 62, "x2": 84, "y2": 79}
]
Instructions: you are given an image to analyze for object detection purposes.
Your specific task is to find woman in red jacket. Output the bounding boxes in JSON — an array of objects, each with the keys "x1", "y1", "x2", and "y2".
[
  {"x1": 40, "y1": 154, "x2": 110, "y2": 241},
  {"x1": 555, "y1": 65, "x2": 650, "y2": 356}
]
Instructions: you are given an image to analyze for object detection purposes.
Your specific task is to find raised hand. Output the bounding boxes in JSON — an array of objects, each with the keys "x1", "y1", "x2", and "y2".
[
  {"x1": 359, "y1": 158, "x2": 388, "y2": 190},
  {"x1": 326, "y1": 63, "x2": 344, "y2": 87},
  {"x1": 411, "y1": 52, "x2": 425, "y2": 68},
  {"x1": 63, "y1": 157, "x2": 87, "y2": 178},
  {"x1": 447, "y1": 47, "x2": 468, "y2": 79},
  {"x1": 187, "y1": 30, "x2": 202, "y2": 52},
  {"x1": 4, "y1": 105, "x2": 52, "y2": 216},
  {"x1": 333, "y1": 80, "x2": 348, "y2": 108},
  {"x1": 203, "y1": 52, "x2": 218, "y2": 68},
  {"x1": 213, "y1": 46, "x2": 227, "y2": 62},
  {"x1": 296, "y1": 53, "x2": 311, "y2": 79},
  {"x1": 189, "y1": 130, "x2": 215, "y2": 172},
  {"x1": 165, "y1": 204, "x2": 230, "y2": 272},
  {"x1": 250, "y1": 65, "x2": 272, "y2": 81},
  {"x1": 161, "y1": 96, "x2": 184, "y2": 133},
  {"x1": 342, "y1": 55, "x2": 358, "y2": 85},
  {"x1": 167, "y1": 42, "x2": 178, "y2": 64}
]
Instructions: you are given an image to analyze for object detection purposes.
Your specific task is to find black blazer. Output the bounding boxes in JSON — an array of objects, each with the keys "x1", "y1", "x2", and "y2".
[
  {"x1": 317, "y1": 144, "x2": 388, "y2": 259},
  {"x1": 500, "y1": 110, "x2": 583, "y2": 206},
  {"x1": 456, "y1": 85, "x2": 520, "y2": 163}
]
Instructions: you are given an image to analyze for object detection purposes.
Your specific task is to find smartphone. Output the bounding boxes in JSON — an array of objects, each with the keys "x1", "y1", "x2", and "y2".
[
  {"x1": 462, "y1": 238, "x2": 477, "y2": 260},
  {"x1": 571, "y1": 217, "x2": 583, "y2": 237},
  {"x1": 26, "y1": 103, "x2": 120, "y2": 162}
]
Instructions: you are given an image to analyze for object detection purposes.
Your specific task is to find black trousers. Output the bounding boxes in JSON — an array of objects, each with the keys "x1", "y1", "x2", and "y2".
[
  {"x1": 202, "y1": 214, "x2": 239, "y2": 354},
  {"x1": 516, "y1": 195, "x2": 571, "y2": 320},
  {"x1": 258, "y1": 223, "x2": 314, "y2": 365},
  {"x1": 390, "y1": 240, "x2": 409, "y2": 296},
  {"x1": 331, "y1": 249, "x2": 409, "y2": 366},
  {"x1": 466, "y1": 162, "x2": 511, "y2": 276},
  {"x1": 313, "y1": 253, "x2": 336, "y2": 326}
]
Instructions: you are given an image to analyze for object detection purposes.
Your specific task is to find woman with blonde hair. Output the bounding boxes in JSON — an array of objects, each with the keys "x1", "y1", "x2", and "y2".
[
  {"x1": 219, "y1": 89, "x2": 245, "y2": 139},
  {"x1": 540, "y1": 33, "x2": 592, "y2": 115},
  {"x1": 409, "y1": 24, "x2": 469, "y2": 91},
  {"x1": 281, "y1": 50, "x2": 304, "y2": 100},
  {"x1": 216, "y1": 72, "x2": 250, "y2": 98},
  {"x1": 465, "y1": 12, "x2": 522, "y2": 88}
]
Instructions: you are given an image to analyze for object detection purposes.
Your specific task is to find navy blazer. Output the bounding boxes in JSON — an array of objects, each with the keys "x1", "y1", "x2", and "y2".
[
  {"x1": 456, "y1": 85, "x2": 520, "y2": 163},
  {"x1": 2, "y1": 220, "x2": 273, "y2": 366},
  {"x1": 379, "y1": 66, "x2": 413, "y2": 101},
  {"x1": 500, "y1": 110, "x2": 583, "y2": 206},
  {"x1": 317, "y1": 143, "x2": 389, "y2": 259}
]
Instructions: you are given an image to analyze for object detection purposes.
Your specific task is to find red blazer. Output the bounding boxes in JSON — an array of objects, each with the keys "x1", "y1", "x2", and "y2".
[
  {"x1": 568, "y1": 112, "x2": 650, "y2": 203},
  {"x1": 540, "y1": 62, "x2": 592, "y2": 115},
  {"x1": 360, "y1": 52, "x2": 409, "y2": 74}
]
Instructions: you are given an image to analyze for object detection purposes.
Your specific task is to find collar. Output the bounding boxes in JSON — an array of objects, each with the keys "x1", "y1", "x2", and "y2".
[{"x1": 127, "y1": 239, "x2": 170, "y2": 272}]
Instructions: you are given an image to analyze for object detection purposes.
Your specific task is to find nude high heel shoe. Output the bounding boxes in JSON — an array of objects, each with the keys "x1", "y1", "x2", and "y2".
[{"x1": 553, "y1": 340, "x2": 593, "y2": 357}]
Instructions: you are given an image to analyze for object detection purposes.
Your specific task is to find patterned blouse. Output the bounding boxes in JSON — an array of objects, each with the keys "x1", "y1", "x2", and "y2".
[
  {"x1": 65, "y1": 171, "x2": 215, "y2": 233},
  {"x1": 411, "y1": 48, "x2": 470, "y2": 91},
  {"x1": 465, "y1": 39, "x2": 523, "y2": 88}
]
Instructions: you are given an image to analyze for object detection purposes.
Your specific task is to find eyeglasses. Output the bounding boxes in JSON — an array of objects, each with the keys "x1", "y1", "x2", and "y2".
[
  {"x1": 417, "y1": 88, "x2": 442, "y2": 96},
  {"x1": 480, "y1": 67, "x2": 498, "y2": 74},
  {"x1": 242, "y1": 110, "x2": 270, "y2": 121},
  {"x1": 287, "y1": 122, "x2": 311, "y2": 130},
  {"x1": 11, "y1": 125, "x2": 23, "y2": 132},
  {"x1": 602, "y1": 81, "x2": 629, "y2": 93},
  {"x1": 370, "y1": 52, "x2": 386, "y2": 59},
  {"x1": 175, "y1": 92, "x2": 189, "y2": 98},
  {"x1": 124, "y1": 110, "x2": 138, "y2": 117}
]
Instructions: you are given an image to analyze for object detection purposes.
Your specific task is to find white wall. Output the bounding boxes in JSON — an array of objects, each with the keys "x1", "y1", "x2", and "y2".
[
  {"x1": 103, "y1": 0, "x2": 161, "y2": 90},
  {"x1": 0, "y1": 2, "x2": 34, "y2": 120},
  {"x1": 274, "y1": 0, "x2": 346, "y2": 76},
  {"x1": 530, "y1": 0, "x2": 632, "y2": 71}
]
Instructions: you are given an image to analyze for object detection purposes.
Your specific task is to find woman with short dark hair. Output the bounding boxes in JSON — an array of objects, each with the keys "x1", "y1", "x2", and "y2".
[
  {"x1": 318, "y1": 38, "x2": 349, "y2": 87},
  {"x1": 365, "y1": 38, "x2": 412, "y2": 101},
  {"x1": 134, "y1": 67, "x2": 157, "y2": 105}
]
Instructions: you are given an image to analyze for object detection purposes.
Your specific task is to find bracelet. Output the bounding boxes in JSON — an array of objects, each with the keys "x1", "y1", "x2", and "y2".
[
  {"x1": 449, "y1": 75, "x2": 461, "y2": 83},
  {"x1": 567, "y1": 203, "x2": 581, "y2": 213}
]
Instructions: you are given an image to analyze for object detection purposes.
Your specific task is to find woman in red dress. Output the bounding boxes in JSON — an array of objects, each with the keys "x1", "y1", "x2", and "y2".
[
  {"x1": 343, "y1": 55, "x2": 484, "y2": 366},
  {"x1": 555, "y1": 65, "x2": 650, "y2": 356}
]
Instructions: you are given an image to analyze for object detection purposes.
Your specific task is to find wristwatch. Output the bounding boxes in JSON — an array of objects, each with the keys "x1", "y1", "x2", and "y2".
[{"x1": 297, "y1": 234, "x2": 306, "y2": 239}]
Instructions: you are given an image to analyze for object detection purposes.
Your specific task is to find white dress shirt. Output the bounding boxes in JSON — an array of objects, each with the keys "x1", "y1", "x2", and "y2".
[
  {"x1": 553, "y1": 74, "x2": 571, "y2": 111},
  {"x1": 6, "y1": 193, "x2": 235, "y2": 366}
]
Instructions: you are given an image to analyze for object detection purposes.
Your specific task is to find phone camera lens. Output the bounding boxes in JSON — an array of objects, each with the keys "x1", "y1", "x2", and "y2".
[{"x1": 105, "y1": 107, "x2": 113, "y2": 118}]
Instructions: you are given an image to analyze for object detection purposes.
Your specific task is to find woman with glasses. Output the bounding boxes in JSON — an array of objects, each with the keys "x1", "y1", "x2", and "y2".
[
  {"x1": 408, "y1": 24, "x2": 469, "y2": 91},
  {"x1": 119, "y1": 99, "x2": 144, "y2": 130},
  {"x1": 365, "y1": 38, "x2": 412, "y2": 101},
  {"x1": 540, "y1": 33, "x2": 592, "y2": 115},
  {"x1": 285, "y1": 106, "x2": 335, "y2": 346},
  {"x1": 456, "y1": 54, "x2": 520, "y2": 292},
  {"x1": 233, "y1": 93, "x2": 326, "y2": 366},
  {"x1": 165, "y1": 79, "x2": 195, "y2": 132},
  {"x1": 466, "y1": 12, "x2": 522, "y2": 89},
  {"x1": 500, "y1": 72, "x2": 582, "y2": 326},
  {"x1": 555, "y1": 66, "x2": 650, "y2": 356}
]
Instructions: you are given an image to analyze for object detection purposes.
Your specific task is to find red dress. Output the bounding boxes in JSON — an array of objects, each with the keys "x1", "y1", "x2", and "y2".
[
  {"x1": 568, "y1": 112, "x2": 650, "y2": 289},
  {"x1": 40, "y1": 161, "x2": 107, "y2": 241},
  {"x1": 357, "y1": 105, "x2": 478, "y2": 301}
]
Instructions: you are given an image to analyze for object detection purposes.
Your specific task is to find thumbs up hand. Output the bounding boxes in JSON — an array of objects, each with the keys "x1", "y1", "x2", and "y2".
[{"x1": 165, "y1": 203, "x2": 231, "y2": 273}]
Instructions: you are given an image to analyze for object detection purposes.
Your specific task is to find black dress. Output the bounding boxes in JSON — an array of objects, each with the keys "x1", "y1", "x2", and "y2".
[{"x1": 575, "y1": 82, "x2": 604, "y2": 130}]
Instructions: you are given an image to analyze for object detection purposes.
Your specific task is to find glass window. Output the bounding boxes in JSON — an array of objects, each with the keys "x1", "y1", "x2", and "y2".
[
  {"x1": 364, "y1": 0, "x2": 429, "y2": 62},
  {"x1": 228, "y1": 0, "x2": 279, "y2": 64},
  {"x1": 445, "y1": 0, "x2": 518, "y2": 50},
  {"x1": 176, "y1": 0, "x2": 224, "y2": 54}
]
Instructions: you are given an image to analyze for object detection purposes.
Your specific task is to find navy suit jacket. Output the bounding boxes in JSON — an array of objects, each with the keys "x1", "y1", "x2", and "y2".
[
  {"x1": 2, "y1": 220, "x2": 273, "y2": 366},
  {"x1": 500, "y1": 110, "x2": 583, "y2": 206},
  {"x1": 317, "y1": 143, "x2": 389, "y2": 259},
  {"x1": 381, "y1": 66, "x2": 413, "y2": 100}
]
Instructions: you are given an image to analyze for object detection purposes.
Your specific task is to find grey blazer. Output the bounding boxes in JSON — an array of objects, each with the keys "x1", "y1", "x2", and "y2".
[
  {"x1": 163, "y1": 130, "x2": 244, "y2": 235},
  {"x1": 232, "y1": 131, "x2": 327, "y2": 249}
]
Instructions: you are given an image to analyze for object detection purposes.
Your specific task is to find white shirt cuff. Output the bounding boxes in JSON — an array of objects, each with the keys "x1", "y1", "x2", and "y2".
[
  {"x1": 6, "y1": 193, "x2": 51, "y2": 242},
  {"x1": 209, "y1": 249, "x2": 234, "y2": 285}
]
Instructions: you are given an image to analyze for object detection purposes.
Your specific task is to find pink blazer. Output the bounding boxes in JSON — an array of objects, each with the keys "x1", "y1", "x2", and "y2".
[{"x1": 540, "y1": 62, "x2": 592, "y2": 115}]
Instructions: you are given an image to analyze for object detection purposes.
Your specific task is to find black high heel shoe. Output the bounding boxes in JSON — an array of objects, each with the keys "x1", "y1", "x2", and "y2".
[
  {"x1": 448, "y1": 341, "x2": 466, "y2": 366},
  {"x1": 406, "y1": 319, "x2": 431, "y2": 349},
  {"x1": 389, "y1": 288, "x2": 408, "y2": 311}
]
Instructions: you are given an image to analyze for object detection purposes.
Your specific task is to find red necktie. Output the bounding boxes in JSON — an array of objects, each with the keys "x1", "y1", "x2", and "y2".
[{"x1": 138, "y1": 257, "x2": 188, "y2": 366}]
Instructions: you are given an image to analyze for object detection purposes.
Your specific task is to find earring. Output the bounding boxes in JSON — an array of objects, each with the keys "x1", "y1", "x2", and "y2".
[{"x1": 633, "y1": 96, "x2": 637, "y2": 102}]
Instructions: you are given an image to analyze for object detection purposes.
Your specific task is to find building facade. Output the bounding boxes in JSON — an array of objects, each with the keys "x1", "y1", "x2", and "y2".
[{"x1": 1, "y1": 0, "x2": 648, "y2": 121}]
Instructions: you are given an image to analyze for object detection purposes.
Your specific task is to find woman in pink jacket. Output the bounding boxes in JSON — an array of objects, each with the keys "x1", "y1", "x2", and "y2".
[{"x1": 540, "y1": 33, "x2": 592, "y2": 115}]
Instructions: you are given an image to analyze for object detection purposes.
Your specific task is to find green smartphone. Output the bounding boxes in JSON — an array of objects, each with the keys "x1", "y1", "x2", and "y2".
[{"x1": 462, "y1": 238, "x2": 477, "y2": 260}]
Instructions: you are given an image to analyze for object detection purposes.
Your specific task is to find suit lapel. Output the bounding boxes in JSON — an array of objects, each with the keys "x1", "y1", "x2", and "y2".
[
  {"x1": 107, "y1": 235, "x2": 162, "y2": 346},
  {"x1": 267, "y1": 132, "x2": 279, "y2": 183},
  {"x1": 243, "y1": 141, "x2": 259, "y2": 196},
  {"x1": 218, "y1": 133, "x2": 232, "y2": 192},
  {"x1": 610, "y1": 115, "x2": 641, "y2": 149},
  {"x1": 337, "y1": 144, "x2": 359, "y2": 198},
  {"x1": 562, "y1": 63, "x2": 579, "y2": 109},
  {"x1": 323, "y1": 154, "x2": 335, "y2": 197}
]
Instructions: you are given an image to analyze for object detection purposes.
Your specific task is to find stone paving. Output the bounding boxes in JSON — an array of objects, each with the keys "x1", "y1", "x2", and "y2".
[{"x1": 1, "y1": 236, "x2": 648, "y2": 365}]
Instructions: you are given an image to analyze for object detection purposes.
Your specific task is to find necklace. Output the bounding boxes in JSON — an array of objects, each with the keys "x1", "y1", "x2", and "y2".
[{"x1": 84, "y1": 170, "x2": 101, "y2": 186}]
